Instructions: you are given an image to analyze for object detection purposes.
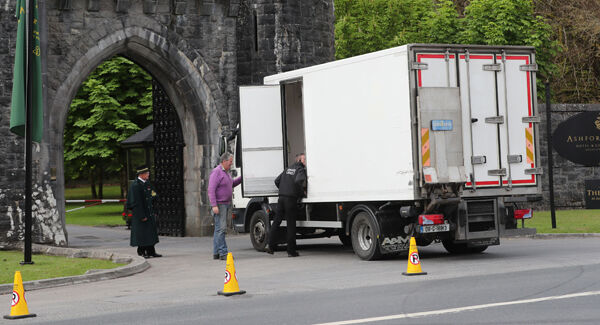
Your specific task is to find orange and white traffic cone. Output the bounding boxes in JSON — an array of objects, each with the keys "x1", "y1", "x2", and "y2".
[
  {"x1": 4, "y1": 271, "x2": 36, "y2": 319},
  {"x1": 217, "y1": 253, "x2": 246, "y2": 296},
  {"x1": 402, "y1": 237, "x2": 427, "y2": 276}
]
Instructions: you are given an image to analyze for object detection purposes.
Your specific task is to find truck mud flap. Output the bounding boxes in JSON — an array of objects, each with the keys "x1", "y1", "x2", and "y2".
[{"x1": 377, "y1": 213, "x2": 411, "y2": 254}]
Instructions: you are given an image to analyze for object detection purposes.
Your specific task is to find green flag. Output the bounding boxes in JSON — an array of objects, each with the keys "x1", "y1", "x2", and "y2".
[{"x1": 10, "y1": 0, "x2": 43, "y2": 142}]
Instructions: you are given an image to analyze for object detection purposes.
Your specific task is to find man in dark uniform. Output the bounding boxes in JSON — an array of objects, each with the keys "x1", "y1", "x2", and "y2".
[
  {"x1": 126, "y1": 165, "x2": 161, "y2": 258},
  {"x1": 266, "y1": 153, "x2": 307, "y2": 257}
]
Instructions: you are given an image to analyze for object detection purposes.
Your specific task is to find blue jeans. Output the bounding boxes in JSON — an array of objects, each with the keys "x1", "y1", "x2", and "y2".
[{"x1": 213, "y1": 204, "x2": 230, "y2": 257}]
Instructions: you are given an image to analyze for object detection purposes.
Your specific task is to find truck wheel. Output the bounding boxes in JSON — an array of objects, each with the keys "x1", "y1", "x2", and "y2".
[
  {"x1": 442, "y1": 240, "x2": 488, "y2": 254},
  {"x1": 441, "y1": 240, "x2": 468, "y2": 254},
  {"x1": 351, "y1": 212, "x2": 381, "y2": 260},
  {"x1": 338, "y1": 232, "x2": 352, "y2": 247},
  {"x1": 468, "y1": 245, "x2": 488, "y2": 253},
  {"x1": 250, "y1": 210, "x2": 269, "y2": 252}
]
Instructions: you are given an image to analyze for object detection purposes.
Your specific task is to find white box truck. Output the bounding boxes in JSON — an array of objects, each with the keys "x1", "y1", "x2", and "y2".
[{"x1": 230, "y1": 44, "x2": 541, "y2": 260}]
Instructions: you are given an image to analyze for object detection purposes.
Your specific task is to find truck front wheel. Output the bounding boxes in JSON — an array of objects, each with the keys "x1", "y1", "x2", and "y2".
[
  {"x1": 351, "y1": 212, "x2": 381, "y2": 260},
  {"x1": 250, "y1": 210, "x2": 269, "y2": 252}
]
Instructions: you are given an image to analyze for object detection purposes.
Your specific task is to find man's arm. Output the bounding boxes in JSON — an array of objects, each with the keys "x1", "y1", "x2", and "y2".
[
  {"x1": 274, "y1": 172, "x2": 283, "y2": 189},
  {"x1": 208, "y1": 169, "x2": 221, "y2": 214}
]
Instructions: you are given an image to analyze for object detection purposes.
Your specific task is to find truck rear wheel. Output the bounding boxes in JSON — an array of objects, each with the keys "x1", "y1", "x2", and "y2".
[
  {"x1": 250, "y1": 210, "x2": 269, "y2": 252},
  {"x1": 442, "y1": 240, "x2": 488, "y2": 254},
  {"x1": 351, "y1": 212, "x2": 381, "y2": 260}
]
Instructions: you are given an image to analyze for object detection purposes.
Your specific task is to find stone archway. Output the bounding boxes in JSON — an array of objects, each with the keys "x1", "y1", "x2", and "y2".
[{"x1": 47, "y1": 24, "x2": 227, "y2": 239}]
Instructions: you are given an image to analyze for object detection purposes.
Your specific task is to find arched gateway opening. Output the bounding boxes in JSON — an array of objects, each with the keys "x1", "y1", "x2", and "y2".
[{"x1": 49, "y1": 26, "x2": 225, "y2": 239}]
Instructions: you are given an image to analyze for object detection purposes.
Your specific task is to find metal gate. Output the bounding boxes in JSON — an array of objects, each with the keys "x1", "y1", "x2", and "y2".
[{"x1": 153, "y1": 81, "x2": 185, "y2": 236}]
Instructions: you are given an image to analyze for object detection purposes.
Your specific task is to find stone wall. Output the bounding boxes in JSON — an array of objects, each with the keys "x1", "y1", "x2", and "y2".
[
  {"x1": 236, "y1": 0, "x2": 335, "y2": 87},
  {"x1": 536, "y1": 103, "x2": 600, "y2": 210}
]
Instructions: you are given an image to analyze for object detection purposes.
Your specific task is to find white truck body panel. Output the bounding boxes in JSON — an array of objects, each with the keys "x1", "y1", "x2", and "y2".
[
  {"x1": 265, "y1": 46, "x2": 414, "y2": 202},
  {"x1": 240, "y1": 44, "x2": 540, "y2": 202}
]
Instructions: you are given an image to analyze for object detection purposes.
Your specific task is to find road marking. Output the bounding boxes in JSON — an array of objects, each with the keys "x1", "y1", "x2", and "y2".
[{"x1": 313, "y1": 290, "x2": 600, "y2": 325}]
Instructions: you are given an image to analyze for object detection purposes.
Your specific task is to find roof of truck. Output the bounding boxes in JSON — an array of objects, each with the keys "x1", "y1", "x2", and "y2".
[{"x1": 263, "y1": 43, "x2": 536, "y2": 85}]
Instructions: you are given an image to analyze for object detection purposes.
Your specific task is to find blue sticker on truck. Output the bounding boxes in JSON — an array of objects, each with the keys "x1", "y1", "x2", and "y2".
[{"x1": 431, "y1": 119, "x2": 453, "y2": 131}]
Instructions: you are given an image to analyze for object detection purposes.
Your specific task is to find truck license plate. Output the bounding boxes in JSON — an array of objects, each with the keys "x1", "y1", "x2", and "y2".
[{"x1": 420, "y1": 224, "x2": 450, "y2": 233}]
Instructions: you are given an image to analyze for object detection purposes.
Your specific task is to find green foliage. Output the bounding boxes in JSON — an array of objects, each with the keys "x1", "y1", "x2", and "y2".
[
  {"x1": 535, "y1": 0, "x2": 600, "y2": 103},
  {"x1": 64, "y1": 56, "x2": 152, "y2": 191},
  {"x1": 0, "y1": 251, "x2": 124, "y2": 284},
  {"x1": 334, "y1": 0, "x2": 559, "y2": 95},
  {"x1": 335, "y1": 0, "x2": 459, "y2": 59}
]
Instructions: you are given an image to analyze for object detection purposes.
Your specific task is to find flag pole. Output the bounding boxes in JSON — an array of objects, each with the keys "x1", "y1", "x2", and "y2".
[{"x1": 21, "y1": 0, "x2": 35, "y2": 265}]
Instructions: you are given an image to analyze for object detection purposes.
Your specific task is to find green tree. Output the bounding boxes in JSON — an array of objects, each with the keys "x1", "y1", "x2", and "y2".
[
  {"x1": 64, "y1": 56, "x2": 152, "y2": 198},
  {"x1": 335, "y1": 0, "x2": 459, "y2": 59}
]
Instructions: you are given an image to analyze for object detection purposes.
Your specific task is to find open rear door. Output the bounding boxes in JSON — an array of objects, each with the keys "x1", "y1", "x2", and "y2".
[{"x1": 239, "y1": 86, "x2": 283, "y2": 197}]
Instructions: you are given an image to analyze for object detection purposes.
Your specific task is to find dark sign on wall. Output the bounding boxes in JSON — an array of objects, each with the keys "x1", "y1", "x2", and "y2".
[
  {"x1": 584, "y1": 180, "x2": 600, "y2": 209},
  {"x1": 552, "y1": 111, "x2": 600, "y2": 166}
]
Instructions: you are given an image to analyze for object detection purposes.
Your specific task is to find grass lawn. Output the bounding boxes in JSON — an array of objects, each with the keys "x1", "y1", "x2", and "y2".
[
  {"x1": 66, "y1": 202, "x2": 126, "y2": 227},
  {"x1": 0, "y1": 251, "x2": 125, "y2": 284},
  {"x1": 65, "y1": 184, "x2": 123, "y2": 200},
  {"x1": 522, "y1": 209, "x2": 600, "y2": 233}
]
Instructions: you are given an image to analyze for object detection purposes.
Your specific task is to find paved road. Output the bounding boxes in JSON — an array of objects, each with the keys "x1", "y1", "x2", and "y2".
[{"x1": 2, "y1": 226, "x2": 599, "y2": 324}]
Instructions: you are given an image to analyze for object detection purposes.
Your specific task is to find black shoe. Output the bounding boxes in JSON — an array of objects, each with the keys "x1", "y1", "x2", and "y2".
[
  {"x1": 265, "y1": 247, "x2": 274, "y2": 255},
  {"x1": 287, "y1": 251, "x2": 299, "y2": 257},
  {"x1": 150, "y1": 253, "x2": 162, "y2": 258},
  {"x1": 143, "y1": 254, "x2": 151, "y2": 259},
  {"x1": 213, "y1": 254, "x2": 220, "y2": 260},
  {"x1": 219, "y1": 255, "x2": 227, "y2": 260}
]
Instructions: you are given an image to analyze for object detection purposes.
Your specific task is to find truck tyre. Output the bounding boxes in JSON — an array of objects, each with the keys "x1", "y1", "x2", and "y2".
[
  {"x1": 250, "y1": 210, "x2": 269, "y2": 252},
  {"x1": 467, "y1": 245, "x2": 488, "y2": 253},
  {"x1": 442, "y1": 240, "x2": 488, "y2": 254},
  {"x1": 351, "y1": 212, "x2": 381, "y2": 260},
  {"x1": 441, "y1": 240, "x2": 468, "y2": 254},
  {"x1": 338, "y1": 232, "x2": 352, "y2": 247}
]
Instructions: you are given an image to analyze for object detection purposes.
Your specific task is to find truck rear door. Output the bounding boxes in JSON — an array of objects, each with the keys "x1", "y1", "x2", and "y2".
[
  {"x1": 415, "y1": 48, "x2": 539, "y2": 191},
  {"x1": 239, "y1": 86, "x2": 284, "y2": 197},
  {"x1": 458, "y1": 53, "x2": 503, "y2": 188},
  {"x1": 496, "y1": 54, "x2": 538, "y2": 187}
]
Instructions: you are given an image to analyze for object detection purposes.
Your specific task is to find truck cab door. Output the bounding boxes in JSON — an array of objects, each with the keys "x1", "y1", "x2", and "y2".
[{"x1": 239, "y1": 86, "x2": 284, "y2": 197}]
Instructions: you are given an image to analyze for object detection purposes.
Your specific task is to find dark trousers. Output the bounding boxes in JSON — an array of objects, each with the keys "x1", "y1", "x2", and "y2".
[{"x1": 269, "y1": 196, "x2": 298, "y2": 254}]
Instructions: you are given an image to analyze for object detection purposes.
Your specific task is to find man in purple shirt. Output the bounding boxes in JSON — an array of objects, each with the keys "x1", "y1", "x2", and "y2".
[{"x1": 208, "y1": 152, "x2": 242, "y2": 260}]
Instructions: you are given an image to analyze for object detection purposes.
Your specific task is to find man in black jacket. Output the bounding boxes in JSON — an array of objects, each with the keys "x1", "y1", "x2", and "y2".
[{"x1": 266, "y1": 153, "x2": 307, "y2": 257}]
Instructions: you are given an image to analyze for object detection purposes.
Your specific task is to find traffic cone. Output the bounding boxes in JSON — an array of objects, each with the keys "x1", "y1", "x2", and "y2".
[
  {"x1": 402, "y1": 237, "x2": 427, "y2": 276},
  {"x1": 4, "y1": 271, "x2": 36, "y2": 319},
  {"x1": 217, "y1": 253, "x2": 246, "y2": 296}
]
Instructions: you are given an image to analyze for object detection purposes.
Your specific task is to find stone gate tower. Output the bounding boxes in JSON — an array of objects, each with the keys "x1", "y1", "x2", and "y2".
[{"x1": 0, "y1": 0, "x2": 334, "y2": 245}]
